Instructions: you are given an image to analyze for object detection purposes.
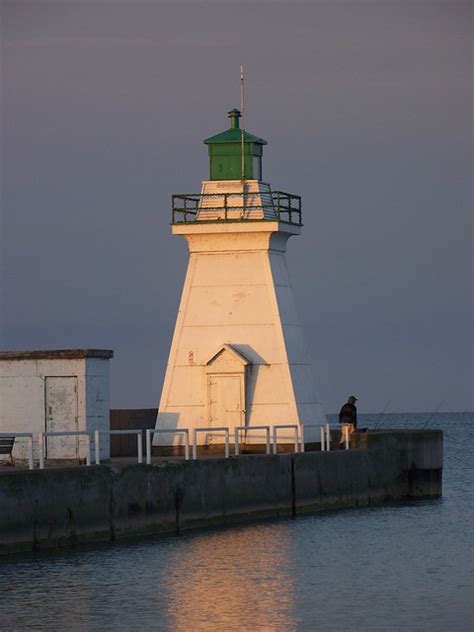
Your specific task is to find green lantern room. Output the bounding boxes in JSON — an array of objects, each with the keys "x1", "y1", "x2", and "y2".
[{"x1": 203, "y1": 109, "x2": 267, "y2": 181}]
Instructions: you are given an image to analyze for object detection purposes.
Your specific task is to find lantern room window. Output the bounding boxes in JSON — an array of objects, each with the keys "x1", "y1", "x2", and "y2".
[{"x1": 253, "y1": 156, "x2": 262, "y2": 181}]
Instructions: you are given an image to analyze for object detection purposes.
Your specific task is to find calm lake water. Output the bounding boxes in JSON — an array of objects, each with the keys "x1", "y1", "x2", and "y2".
[{"x1": 1, "y1": 413, "x2": 472, "y2": 631}]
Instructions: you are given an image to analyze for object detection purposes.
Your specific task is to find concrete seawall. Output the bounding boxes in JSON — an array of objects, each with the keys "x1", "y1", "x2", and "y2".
[{"x1": 0, "y1": 430, "x2": 442, "y2": 555}]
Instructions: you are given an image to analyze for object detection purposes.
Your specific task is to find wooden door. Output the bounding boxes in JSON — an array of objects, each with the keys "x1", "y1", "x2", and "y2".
[{"x1": 208, "y1": 374, "x2": 242, "y2": 440}]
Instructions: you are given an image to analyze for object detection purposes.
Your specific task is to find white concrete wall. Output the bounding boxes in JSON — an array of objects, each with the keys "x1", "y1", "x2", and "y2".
[
  {"x1": 0, "y1": 357, "x2": 110, "y2": 461},
  {"x1": 156, "y1": 212, "x2": 326, "y2": 446},
  {"x1": 85, "y1": 358, "x2": 110, "y2": 460},
  {"x1": 0, "y1": 358, "x2": 85, "y2": 461}
]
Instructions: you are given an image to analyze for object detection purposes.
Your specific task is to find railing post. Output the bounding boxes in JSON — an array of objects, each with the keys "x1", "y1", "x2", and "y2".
[
  {"x1": 137, "y1": 431, "x2": 143, "y2": 463},
  {"x1": 320, "y1": 426, "x2": 325, "y2": 451},
  {"x1": 265, "y1": 428, "x2": 270, "y2": 454},
  {"x1": 294, "y1": 426, "x2": 299, "y2": 453},
  {"x1": 146, "y1": 429, "x2": 152, "y2": 465},
  {"x1": 184, "y1": 431, "x2": 190, "y2": 461},
  {"x1": 300, "y1": 426, "x2": 305, "y2": 453},
  {"x1": 94, "y1": 430, "x2": 100, "y2": 465},
  {"x1": 85, "y1": 435, "x2": 91, "y2": 466},
  {"x1": 192, "y1": 429, "x2": 197, "y2": 460},
  {"x1": 224, "y1": 430, "x2": 229, "y2": 458},
  {"x1": 38, "y1": 432, "x2": 45, "y2": 469},
  {"x1": 224, "y1": 193, "x2": 228, "y2": 221},
  {"x1": 234, "y1": 427, "x2": 240, "y2": 455},
  {"x1": 28, "y1": 435, "x2": 34, "y2": 470},
  {"x1": 325, "y1": 423, "x2": 331, "y2": 451}
]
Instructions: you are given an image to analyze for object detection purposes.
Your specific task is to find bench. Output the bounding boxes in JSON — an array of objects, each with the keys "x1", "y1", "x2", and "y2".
[{"x1": 0, "y1": 436, "x2": 15, "y2": 465}]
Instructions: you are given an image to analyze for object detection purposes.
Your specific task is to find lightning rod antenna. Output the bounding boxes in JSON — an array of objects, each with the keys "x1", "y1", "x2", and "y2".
[{"x1": 240, "y1": 65, "x2": 245, "y2": 179}]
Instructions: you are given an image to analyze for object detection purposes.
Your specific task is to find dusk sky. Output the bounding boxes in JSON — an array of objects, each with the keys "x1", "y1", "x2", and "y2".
[{"x1": 1, "y1": 1, "x2": 472, "y2": 413}]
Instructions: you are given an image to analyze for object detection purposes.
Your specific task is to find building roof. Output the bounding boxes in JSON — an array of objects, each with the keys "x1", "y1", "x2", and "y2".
[
  {"x1": 203, "y1": 128, "x2": 267, "y2": 145},
  {"x1": 203, "y1": 109, "x2": 267, "y2": 146},
  {"x1": 206, "y1": 344, "x2": 251, "y2": 366},
  {"x1": 0, "y1": 349, "x2": 114, "y2": 360}
]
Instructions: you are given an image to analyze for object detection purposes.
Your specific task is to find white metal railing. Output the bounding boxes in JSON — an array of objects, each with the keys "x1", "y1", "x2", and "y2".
[
  {"x1": 234, "y1": 426, "x2": 271, "y2": 455},
  {"x1": 10, "y1": 420, "x2": 350, "y2": 472},
  {"x1": 315, "y1": 423, "x2": 351, "y2": 451},
  {"x1": 324, "y1": 423, "x2": 331, "y2": 451},
  {"x1": 38, "y1": 431, "x2": 91, "y2": 469},
  {"x1": 146, "y1": 428, "x2": 190, "y2": 463},
  {"x1": 312, "y1": 424, "x2": 330, "y2": 452},
  {"x1": 298, "y1": 424, "x2": 323, "y2": 453},
  {"x1": 272, "y1": 424, "x2": 299, "y2": 454},
  {"x1": 317, "y1": 423, "x2": 332, "y2": 451},
  {"x1": 0, "y1": 432, "x2": 35, "y2": 470},
  {"x1": 273, "y1": 422, "x2": 344, "y2": 453},
  {"x1": 94, "y1": 429, "x2": 143, "y2": 465},
  {"x1": 192, "y1": 427, "x2": 230, "y2": 460},
  {"x1": 341, "y1": 424, "x2": 350, "y2": 450}
]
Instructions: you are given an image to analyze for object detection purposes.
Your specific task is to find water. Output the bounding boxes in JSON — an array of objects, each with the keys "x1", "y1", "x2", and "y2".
[{"x1": 1, "y1": 413, "x2": 472, "y2": 631}]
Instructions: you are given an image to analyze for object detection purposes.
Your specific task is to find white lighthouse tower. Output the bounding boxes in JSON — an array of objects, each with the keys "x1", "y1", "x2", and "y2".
[{"x1": 155, "y1": 108, "x2": 326, "y2": 451}]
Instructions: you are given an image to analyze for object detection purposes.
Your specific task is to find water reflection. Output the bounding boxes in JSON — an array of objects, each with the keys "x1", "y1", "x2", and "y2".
[{"x1": 162, "y1": 524, "x2": 297, "y2": 631}]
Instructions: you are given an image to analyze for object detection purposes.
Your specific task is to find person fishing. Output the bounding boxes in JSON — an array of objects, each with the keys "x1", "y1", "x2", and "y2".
[{"x1": 339, "y1": 395, "x2": 358, "y2": 447}]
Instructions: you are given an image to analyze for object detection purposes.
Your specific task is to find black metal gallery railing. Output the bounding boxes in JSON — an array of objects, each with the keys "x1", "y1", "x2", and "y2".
[{"x1": 171, "y1": 191, "x2": 302, "y2": 225}]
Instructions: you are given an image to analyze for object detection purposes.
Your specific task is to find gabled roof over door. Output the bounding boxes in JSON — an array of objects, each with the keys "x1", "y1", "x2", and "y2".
[{"x1": 206, "y1": 344, "x2": 251, "y2": 367}]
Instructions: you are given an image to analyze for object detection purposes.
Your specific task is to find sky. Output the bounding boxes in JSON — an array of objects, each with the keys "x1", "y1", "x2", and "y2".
[{"x1": 1, "y1": 1, "x2": 472, "y2": 413}]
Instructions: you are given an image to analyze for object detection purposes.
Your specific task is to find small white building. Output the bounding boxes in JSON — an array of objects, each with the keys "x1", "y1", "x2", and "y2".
[{"x1": 0, "y1": 349, "x2": 113, "y2": 461}]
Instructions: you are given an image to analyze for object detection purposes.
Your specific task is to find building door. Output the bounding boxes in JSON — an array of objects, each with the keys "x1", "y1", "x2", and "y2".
[
  {"x1": 208, "y1": 374, "x2": 243, "y2": 441},
  {"x1": 45, "y1": 377, "x2": 78, "y2": 459}
]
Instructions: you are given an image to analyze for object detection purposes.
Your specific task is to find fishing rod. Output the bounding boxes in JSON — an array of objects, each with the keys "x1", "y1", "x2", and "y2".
[
  {"x1": 373, "y1": 400, "x2": 391, "y2": 430},
  {"x1": 422, "y1": 400, "x2": 445, "y2": 429}
]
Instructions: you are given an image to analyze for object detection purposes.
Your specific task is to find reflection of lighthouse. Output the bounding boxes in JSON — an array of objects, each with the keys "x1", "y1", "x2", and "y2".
[
  {"x1": 163, "y1": 526, "x2": 297, "y2": 631},
  {"x1": 155, "y1": 108, "x2": 326, "y2": 448}
]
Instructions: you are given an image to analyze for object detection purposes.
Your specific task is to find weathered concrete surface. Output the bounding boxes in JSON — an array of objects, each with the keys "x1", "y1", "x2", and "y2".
[
  {"x1": 0, "y1": 430, "x2": 442, "y2": 555},
  {"x1": 0, "y1": 351, "x2": 112, "y2": 461}
]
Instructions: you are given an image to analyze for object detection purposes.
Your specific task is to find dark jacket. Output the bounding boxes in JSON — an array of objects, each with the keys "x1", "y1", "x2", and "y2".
[{"x1": 339, "y1": 403, "x2": 357, "y2": 427}]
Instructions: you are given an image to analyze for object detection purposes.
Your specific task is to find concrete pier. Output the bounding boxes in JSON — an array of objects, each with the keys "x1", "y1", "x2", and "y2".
[{"x1": 0, "y1": 430, "x2": 442, "y2": 555}]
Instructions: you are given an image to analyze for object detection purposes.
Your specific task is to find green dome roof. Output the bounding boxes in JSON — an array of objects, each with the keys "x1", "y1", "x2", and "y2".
[
  {"x1": 203, "y1": 128, "x2": 267, "y2": 145},
  {"x1": 203, "y1": 109, "x2": 267, "y2": 146}
]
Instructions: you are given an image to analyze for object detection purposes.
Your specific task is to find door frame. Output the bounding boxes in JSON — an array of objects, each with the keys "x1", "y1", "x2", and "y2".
[{"x1": 204, "y1": 344, "x2": 251, "y2": 438}]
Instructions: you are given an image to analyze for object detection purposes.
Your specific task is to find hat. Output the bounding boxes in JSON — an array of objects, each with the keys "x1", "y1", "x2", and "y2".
[{"x1": 348, "y1": 395, "x2": 358, "y2": 402}]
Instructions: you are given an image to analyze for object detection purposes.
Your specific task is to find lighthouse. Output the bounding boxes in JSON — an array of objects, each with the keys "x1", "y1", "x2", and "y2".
[{"x1": 155, "y1": 109, "x2": 326, "y2": 451}]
